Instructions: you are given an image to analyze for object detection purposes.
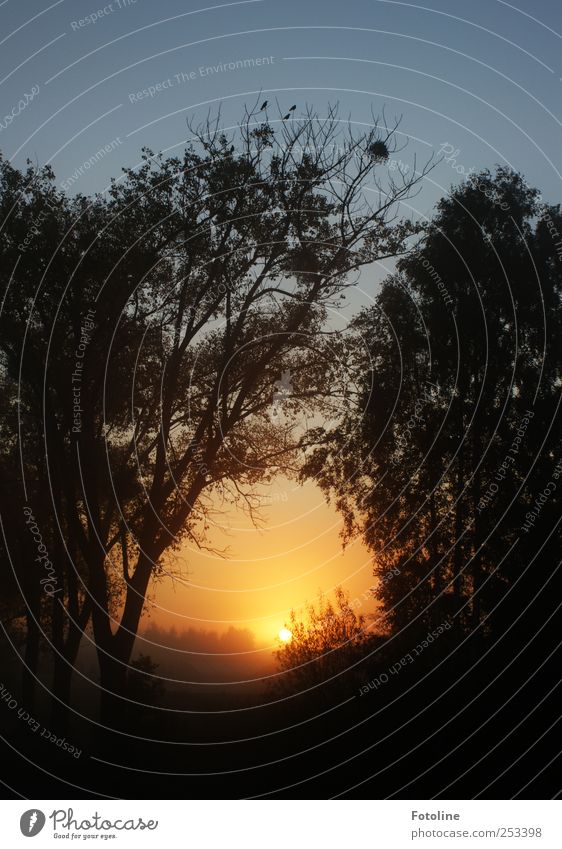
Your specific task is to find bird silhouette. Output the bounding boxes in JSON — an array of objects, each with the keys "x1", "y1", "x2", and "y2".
[
  {"x1": 289, "y1": 104, "x2": 296, "y2": 111},
  {"x1": 260, "y1": 100, "x2": 268, "y2": 110},
  {"x1": 282, "y1": 113, "x2": 291, "y2": 120}
]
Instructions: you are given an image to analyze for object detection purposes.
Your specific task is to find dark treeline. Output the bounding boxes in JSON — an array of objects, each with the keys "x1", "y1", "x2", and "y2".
[
  {"x1": 272, "y1": 168, "x2": 562, "y2": 797},
  {"x1": 303, "y1": 167, "x2": 561, "y2": 638},
  {"x1": 0, "y1": 107, "x2": 560, "y2": 798}
]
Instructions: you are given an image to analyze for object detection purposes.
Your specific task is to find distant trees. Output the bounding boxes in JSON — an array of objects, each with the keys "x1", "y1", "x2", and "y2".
[
  {"x1": 305, "y1": 168, "x2": 562, "y2": 638},
  {"x1": 0, "y1": 104, "x2": 428, "y2": 730}
]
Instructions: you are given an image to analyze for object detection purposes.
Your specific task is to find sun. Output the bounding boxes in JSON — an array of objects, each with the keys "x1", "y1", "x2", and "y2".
[{"x1": 278, "y1": 627, "x2": 292, "y2": 643}]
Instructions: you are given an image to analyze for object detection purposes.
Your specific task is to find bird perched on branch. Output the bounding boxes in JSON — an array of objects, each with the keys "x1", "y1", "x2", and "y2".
[
  {"x1": 289, "y1": 104, "x2": 296, "y2": 111},
  {"x1": 282, "y1": 113, "x2": 291, "y2": 120},
  {"x1": 260, "y1": 100, "x2": 268, "y2": 110}
]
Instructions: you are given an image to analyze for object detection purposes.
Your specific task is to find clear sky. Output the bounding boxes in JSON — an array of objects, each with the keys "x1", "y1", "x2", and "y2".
[
  {"x1": 2, "y1": 0, "x2": 561, "y2": 208},
  {"x1": 2, "y1": 0, "x2": 561, "y2": 651}
]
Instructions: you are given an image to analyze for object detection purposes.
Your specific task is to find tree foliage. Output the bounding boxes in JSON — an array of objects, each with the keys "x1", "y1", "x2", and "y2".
[
  {"x1": 273, "y1": 587, "x2": 373, "y2": 699},
  {"x1": 304, "y1": 168, "x2": 562, "y2": 636},
  {"x1": 0, "y1": 103, "x2": 427, "y2": 724}
]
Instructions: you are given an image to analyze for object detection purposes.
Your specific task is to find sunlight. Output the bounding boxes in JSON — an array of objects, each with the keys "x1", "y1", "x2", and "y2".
[{"x1": 278, "y1": 627, "x2": 293, "y2": 643}]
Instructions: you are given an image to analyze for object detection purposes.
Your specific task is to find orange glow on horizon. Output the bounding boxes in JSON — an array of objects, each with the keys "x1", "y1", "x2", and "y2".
[{"x1": 149, "y1": 477, "x2": 376, "y2": 648}]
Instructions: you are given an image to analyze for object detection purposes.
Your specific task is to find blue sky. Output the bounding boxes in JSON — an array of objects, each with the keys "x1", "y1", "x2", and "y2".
[{"x1": 1, "y1": 0, "x2": 561, "y2": 217}]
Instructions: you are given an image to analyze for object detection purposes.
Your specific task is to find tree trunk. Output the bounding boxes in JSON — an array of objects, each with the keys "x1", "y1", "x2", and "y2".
[
  {"x1": 50, "y1": 601, "x2": 89, "y2": 735},
  {"x1": 50, "y1": 654, "x2": 74, "y2": 734},
  {"x1": 98, "y1": 651, "x2": 129, "y2": 730},
  {"x1": 22, "y1": 602, "x2": 40, "y2": 710},
  {"x1": 94, "y1": 549, "x2": 154, "y2": 748},
  {"x1": 22, "y1": 544, "x2": 41, "y2": 711}
]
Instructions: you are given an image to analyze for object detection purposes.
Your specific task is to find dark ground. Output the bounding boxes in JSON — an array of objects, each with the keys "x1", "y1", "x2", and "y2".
[{"x1": 1, "y1": 600, "x2": 560, "y2": 800}]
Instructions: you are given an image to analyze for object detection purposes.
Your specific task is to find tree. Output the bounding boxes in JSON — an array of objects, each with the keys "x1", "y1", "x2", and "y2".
[
  {"x1": 126, "y1": 654, "x2": 166, "y2": 709},
  {"x1": 272, "y1": 587, "x2": 374, "y2": 700},
  {"x1": 0, "y1": 103, "x2": 429, "y2": 730},
  {"x1": 304, "y1": 168, "x2": 561, "y2": 638}
]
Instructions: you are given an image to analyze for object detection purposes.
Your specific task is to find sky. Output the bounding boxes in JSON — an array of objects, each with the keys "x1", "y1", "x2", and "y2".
[
  {"x1": 2, "y1": 0, "x2": 561, "y2": 207},
  {"x1": 152, "y1": 477, "x2": 375, "y2": 645},
  {"x1": 2, "y1": 0, "x2": 561, "y2": 659}
]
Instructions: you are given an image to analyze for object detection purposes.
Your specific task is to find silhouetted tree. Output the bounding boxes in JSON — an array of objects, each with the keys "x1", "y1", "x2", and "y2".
[
  {"x1": 126, "y1": 653, "x2": 165, "y2": 706},
  {"x1": 272, "y1": 587, "x2": 375, "y2": 700},
  {"x1": 0, "y1": 103, "x2": 429, "y2": 731},
  {"x1": 304, "y1": 168, "x2": 561, "y2": 639}
]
